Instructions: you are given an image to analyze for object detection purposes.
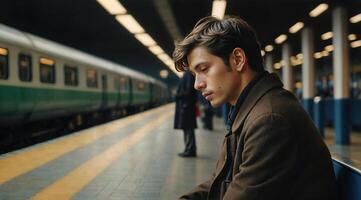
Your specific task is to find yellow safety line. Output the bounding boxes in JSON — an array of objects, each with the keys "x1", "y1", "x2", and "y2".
[
  {"x1": 0, "y1": 104, "x2": 173, "y2": 185},
  {"x1": 30, "y1": 111, "x2": 173, "y2": 200}
]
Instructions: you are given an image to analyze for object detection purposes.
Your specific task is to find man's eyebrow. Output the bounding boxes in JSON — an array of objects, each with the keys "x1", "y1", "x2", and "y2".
[{"x1": 193, "y1": 62, "x2": 207, "y2": 71}]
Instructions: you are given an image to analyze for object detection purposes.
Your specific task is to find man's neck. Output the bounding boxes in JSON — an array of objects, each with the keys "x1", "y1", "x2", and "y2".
[{"x1": 229, "y1": 70, "x2": 258, "y2": 106}]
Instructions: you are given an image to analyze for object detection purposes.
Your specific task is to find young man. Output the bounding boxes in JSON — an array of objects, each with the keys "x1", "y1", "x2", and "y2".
[{"x1": 173, "y1": 16, "x2": 336, "y2": 200}]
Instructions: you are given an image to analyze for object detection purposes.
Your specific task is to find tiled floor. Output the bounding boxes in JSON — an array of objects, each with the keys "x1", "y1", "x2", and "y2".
[
  {"x1": 0, "y1": 104, "x2": 225, "y2": 200},
  {"x1": 325, "y1": 128, "x2": 361, "y2": 173},
  {"x1": 1, "y1": 103, "x2": 360, "y2": 200}
]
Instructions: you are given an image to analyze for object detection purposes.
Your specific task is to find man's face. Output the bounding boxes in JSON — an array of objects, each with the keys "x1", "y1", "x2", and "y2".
[{"x1": 187, "y1": 46, "x2": 242, "y2": 107}]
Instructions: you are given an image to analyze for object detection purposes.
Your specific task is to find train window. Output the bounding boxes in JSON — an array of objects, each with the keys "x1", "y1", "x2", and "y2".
[
  {"x1": 120, "y1": 77, "x2": 128, "y2": 92},
  {"x1": 18, "y1": 53, "x2": 32, "y2": 82},
  {"x1": 137, "y1": 81, "x2": 145, "y2": 91},
  {"x1": 0, "y1": 47, "x2": 9, "y2": 80},
  {"x1": 64, "y1": 65, "x2": 78, "y2": 86},
  {"x1": 39, "y1": 57, "x2": 55, "y2": 84},
  {"x1": 114, "y1": 76, "x2": 120, "y2": 90},
  {"x1": 87, "y1": 69, "x2": 98, "y2": 88}
]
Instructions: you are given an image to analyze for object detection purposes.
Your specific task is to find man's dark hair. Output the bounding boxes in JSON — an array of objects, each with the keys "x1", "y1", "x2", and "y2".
[{"x1": 173, "y1": 16, "x2": 264, "y2": 72}]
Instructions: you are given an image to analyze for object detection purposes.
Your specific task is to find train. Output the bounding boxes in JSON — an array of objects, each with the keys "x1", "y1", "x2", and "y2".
[{"x1": 0, "y1": 23, "x2": 171, "y2": 148}]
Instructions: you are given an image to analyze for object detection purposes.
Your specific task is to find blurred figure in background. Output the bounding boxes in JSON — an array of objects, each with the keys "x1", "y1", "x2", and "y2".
[
  {"x1": 174, "y1": 71, "x2": 198, "y2": 157},
  {"x1": 198, "y1": 94, "x2": 214, "y2": 130}
]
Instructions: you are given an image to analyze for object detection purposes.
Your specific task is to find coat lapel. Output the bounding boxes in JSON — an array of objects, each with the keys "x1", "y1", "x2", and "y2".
[{"x1": 231, "y1": 73, "x2": 283, "y2": 132}]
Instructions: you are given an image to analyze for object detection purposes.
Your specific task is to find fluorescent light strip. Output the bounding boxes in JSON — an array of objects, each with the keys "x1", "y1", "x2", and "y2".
[
  {"x1": 148, "y1": 45, "x2": 164, "y2": 55},
  {"x1": 351, "y1": 40, "x2": 361, "y2": 48},
  {"x1": 274, "y1": 62, "x2": 282, "y2": 69},
  {"x1": 116, "y1": 15, "x2": 144, "y2": 34},
  {"x1": 324, "y1": 45, "x2": 334, "y2": 52},
  {"x1": 265, "y1": 45, "x2": 274, "y2": 52},
  {"x1": 321, "y1": 31, "x2": 333, "y2": 40},
  {"x1": 157, "y1": 53, "x2": 171, "y2": 62},
  {"x1": 349, "y1": 34, "x2": 357, "y2": 41},
  {"x1": 275, "y1": 34, "x2": 287, "y2": 44},
  {"x1": 309, "y1": 3, "x2": 328, "y2": 17},
  {"x1": 290, "y1": 56, "x2": 297, "y2": 63},
  {"x1": 135, "y1": 33, "x2": 156, "y2": 46},
  {"x1": 97, "y1": 1, "x2": 181, "y2": 77},
  {"x1": 289, "y1": 22, "x2": 304, "y2": 34},
  {"x1": 96, "y1": 0, "x2": 127, "y2": 15},
  {"x1": 261, "y1": 50, "x2": 265, "y2": 56},
  {"x1": 322, "y1": 50, "x2": 329, "y2": 57},
  {"x1": 212, "y1": 0, "x2": 227, "y2": 19},
  {"x1": 314, "y1": 52, "x2": 322, "y2": 59},
  {"x1": 350, "y1": 13, "x2": 361, "y2": 23}
]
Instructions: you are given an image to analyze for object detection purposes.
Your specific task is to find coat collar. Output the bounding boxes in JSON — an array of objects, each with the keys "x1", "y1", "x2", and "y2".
[{"x1": 231, "y1": 73, "x2": 283, "y2": 132}]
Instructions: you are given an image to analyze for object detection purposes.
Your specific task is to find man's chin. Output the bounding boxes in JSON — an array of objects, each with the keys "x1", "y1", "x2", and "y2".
[{"x1": 209, "y1": 100, "x2": 222, "y2": 108}]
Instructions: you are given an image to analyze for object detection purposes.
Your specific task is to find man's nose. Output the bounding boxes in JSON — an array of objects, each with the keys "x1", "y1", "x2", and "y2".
[{"x1": 194, "y1": 77, "x2": 206, "y2": 91}]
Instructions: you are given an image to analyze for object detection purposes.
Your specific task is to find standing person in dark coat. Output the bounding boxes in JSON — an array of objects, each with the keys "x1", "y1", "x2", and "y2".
[
  {"x1": 174, "y1": 70, "x2": 198, "y2": 157},
  {"x1": 199, "y1": 94, "x2": 214, "y2": 130},
  {"x1": 173, "y1": 16, "x2": 336, "y2": 200}
]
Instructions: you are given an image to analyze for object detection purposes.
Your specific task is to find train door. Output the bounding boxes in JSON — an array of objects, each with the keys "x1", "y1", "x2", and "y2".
[{"x1": 101, "y1": 74, "x2": 108, "y2": 108}]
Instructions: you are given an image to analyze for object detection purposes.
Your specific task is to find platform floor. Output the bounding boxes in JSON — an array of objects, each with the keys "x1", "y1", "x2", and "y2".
[
  {"x1": 0, "y1": 104, "x2": 224, "y2": 200},
  {"x1": 1, "y1": 103, "x2": 360, "y2": 200}
]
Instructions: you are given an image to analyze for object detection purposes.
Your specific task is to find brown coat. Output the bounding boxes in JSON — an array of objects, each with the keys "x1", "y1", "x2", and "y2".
[{"x1": 180, "y1": 73, "x2": 337, "y2": 200}]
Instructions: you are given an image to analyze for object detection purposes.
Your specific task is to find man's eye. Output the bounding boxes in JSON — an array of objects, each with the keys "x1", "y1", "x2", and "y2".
[{"x1": 200, "y1": 67, "x2": 208, "y2": 72}]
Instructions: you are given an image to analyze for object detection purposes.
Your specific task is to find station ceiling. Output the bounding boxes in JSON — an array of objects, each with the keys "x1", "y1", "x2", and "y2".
[{"x1": 0, "y1": 0, "x2": 360, "y2": 86}]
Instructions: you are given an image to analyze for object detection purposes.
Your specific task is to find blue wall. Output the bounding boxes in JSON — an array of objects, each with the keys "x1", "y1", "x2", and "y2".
[{"x1": 323, "y1": 98, "x2": 361, "y2": 131}]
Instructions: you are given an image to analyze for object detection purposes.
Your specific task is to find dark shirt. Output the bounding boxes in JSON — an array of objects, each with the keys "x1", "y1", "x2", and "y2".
[{"x1": 226, "y1": 71, "x2": 268, "y2": 131}]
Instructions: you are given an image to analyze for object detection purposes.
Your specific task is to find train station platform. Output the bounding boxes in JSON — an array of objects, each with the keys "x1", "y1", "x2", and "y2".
[
  {"x1": 0, "y1": 104, "x2": 224, "y2": 200},
  {"x1": 1, "y1": 104, "x2": 361, "y2": 200}
]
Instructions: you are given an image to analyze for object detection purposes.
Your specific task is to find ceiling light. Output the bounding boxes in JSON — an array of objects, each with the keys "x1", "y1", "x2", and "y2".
[
  {"x1": 290, "y1": 56, "x2": 298, "y2": 66},
  {"x1": 314, "y1": 52, "x2": 322, "y2": 59},
  {"x1": 322, "y1": 50, "x2": 329, "y2": 57},
  {"x1": 148, "y1": 45, "x2": 164, "y2": 55},
  {"x1": 274, "y1": 62, "x2": 282, "y2": 69},
  {"x1": 163, "y1": 61, "x2": 182, "y2": 77},
  {"x1": 116, "y1": 15, "x2": 144, "y2": 34},
  {"x1": 309, "y1": 3, "x2": 328, "y2": 17},
  {"x1": 295, "y1": 60, "x2": 303, "y2": 66},
  {"x1": 134, "y1": 33, "x2": 156, "y2": 46},
  {"x1": 348, "y1": 34, "x2": 357, "y2": 41},
  {"x1": 164, "y1": 59, "x2": 173, "y2": 66},
  {"x1": 324, "y1": 45, "x2": 334, "y2": 52},
  {"x1": 289, "y1": 22, "x2": 304, "y2": 34},
  {"x1": 291, "y1": 59, "x2": 302, "y2": 67},
  {"x1": 295, "y1": 82, "x2": 303, "y2": 88},
  {"x1": 96, "y1": 0, "x2": 127, "y2": 15},
  {"x1": 157, "y1": 53, "x2": 171, "y2": 62},
  {"x1": 321, "y1": 31, "x2": 333, "y2": 40},
  {"x1": 350, "y1": 13, "x2": 361, "y2": 23},
  {"x1": 265, "y1": 45, "x2": 274, "y2": 52},
  {"x1": 97, "y1": 3, "x2": 180, "y2": 78},
  {"x1": 212, "y1": 0, "x2": 227, "y2": 19},
  {"x1": 159, "y1": 70, "x2": 169, "y2": 78},
  {"x1": 275, "y1": 34, "x2": 287, "y2": 44},
  {"x1": 351, "y1": 40, "x2": 361, "y2": 48}
]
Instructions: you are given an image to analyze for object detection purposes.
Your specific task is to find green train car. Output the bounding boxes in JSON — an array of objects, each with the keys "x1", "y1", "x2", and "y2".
[{"x1": 0, "y1": 23, "x2": 168, "y2": 144}]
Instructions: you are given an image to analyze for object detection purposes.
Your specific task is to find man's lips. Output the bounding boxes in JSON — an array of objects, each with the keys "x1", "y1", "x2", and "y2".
[{"x1": 202, "y1": 92, "x2": 213, "y2": 100}]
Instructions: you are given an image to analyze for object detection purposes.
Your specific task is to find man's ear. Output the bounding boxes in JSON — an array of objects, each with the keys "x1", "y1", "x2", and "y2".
[{"x1": 231, "y1": 48, "x2": 246, "y2": 72}]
